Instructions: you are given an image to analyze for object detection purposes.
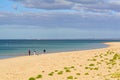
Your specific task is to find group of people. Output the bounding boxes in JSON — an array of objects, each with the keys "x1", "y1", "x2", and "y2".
[{"x1": 28, "y1": 49, "x2": 46, "y2": 56}]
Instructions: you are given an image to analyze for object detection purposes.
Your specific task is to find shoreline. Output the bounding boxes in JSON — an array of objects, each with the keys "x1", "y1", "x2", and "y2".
[
  {"x1": 0, "y1": 42, "x2": 120, "y2": 80},
  {"x1": 0, "y1": 42, "x2": 108, "y2": 60}
]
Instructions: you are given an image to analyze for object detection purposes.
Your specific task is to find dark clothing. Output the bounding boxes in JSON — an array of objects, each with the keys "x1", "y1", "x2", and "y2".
[
  {"x1": 28, "y1": 50, "x2": 31, "y2": 56},
  {"x1": 43, "y1": 49, "x2": 46, "y2": 53}
]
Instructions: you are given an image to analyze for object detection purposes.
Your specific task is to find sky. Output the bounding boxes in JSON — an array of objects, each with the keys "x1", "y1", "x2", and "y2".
[{"x1": 0, "y1": 0, "x2": 120, "y2": 39}]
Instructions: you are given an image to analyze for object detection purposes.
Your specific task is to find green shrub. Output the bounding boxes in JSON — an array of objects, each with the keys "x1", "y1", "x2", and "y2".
[
  {"x1": 92, "y1": 59, "x2": 96, "y2": 61},
  {"x1": 88, "y1": 58, "x2": 96, "y2": 61},
  {"x1": 64, "y1": 67, "x2": 69, "y2": 69},
  {"x1": 55, "y1": 70, "x2": 58, "y2": 72},
  {"x1": 48, "y1": 72, "x2": 54, "y2": 76},
  {"x1": 57, "y1": 71, "x2": 63, "y2": 75},
  {"x1": 71, "y1": 66, "x2": 75, "y2": 68},
  {"x1": 109, "y1": 59, "x2": 116, "y2": 65},
  {"x1": 89, "y1": 64, "x2": 95, "y2": 66},
  {"x1": 67, "y1": 76, "x2": 73, "y2": 79},
  {"x1": 94, "y1": 67, "x2": 98, "y2": 70},
  {"x1": 85, "y1": 67, "x2": 89, "y2": 69},
  {"x1": 108, "y1": 67, "x2": 112, "y2": 69},
  {"x1": 29, "y1": 77, "x2": 36, "y2": 80},
  {"x1": 85, "y1": 73, "x2": 89, "y2": 75},
  {"x1": 111, "y1": 72, "x2": 120, "y2": 78},
  {"x1": 36, "y1": 74, "x2": 42, "y2": 79},
  {"x1": 65, "y1": 69, "x2": 71, "y2": 72},
  {"x1": 113, "y1": 54, "x2": 118, "y2": 60}
]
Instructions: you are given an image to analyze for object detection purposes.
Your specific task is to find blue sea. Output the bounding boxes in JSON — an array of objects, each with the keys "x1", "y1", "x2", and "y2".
[{"x1": 0, "y1": 40, "x2": 119, "y2": 59}]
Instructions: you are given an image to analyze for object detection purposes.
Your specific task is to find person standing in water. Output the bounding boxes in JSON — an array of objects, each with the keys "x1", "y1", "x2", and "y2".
[
  {"x1": 43, "y1": 49, "x2": 46, "y2": 53},
  {"x1": 28, "y1": 50, "x2": 31, "y2": 56}
]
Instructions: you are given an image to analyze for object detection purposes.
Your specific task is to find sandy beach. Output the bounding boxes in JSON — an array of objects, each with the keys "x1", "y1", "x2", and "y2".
[{"x1": 0, "y1": 42, "x2": 120, "y2": 80}]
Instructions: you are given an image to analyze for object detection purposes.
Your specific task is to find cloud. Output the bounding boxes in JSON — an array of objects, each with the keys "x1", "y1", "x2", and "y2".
[
  {"x1": 73, "y1": 2, "x2": 120, "y2": 12},
  {"x1": 66, "y1": 0, "x2": 103, "y2": 4},
  {"x1": 1, "y1": 0, "x2": 120, "y2": 39},
  {"x1": 0, "y1": 11, "x2": 120, "y2": 30},
  {"x1": 10, "y1": 0, "x2": 120, "y2": 13},
  {"x1": 10, "y1": 0, "x2": 73, "y2": 10}
]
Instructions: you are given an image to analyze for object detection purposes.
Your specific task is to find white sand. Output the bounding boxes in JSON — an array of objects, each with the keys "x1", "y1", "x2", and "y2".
[{"x1": 0, "y1": 42, "x2": 120, "y2": 80}]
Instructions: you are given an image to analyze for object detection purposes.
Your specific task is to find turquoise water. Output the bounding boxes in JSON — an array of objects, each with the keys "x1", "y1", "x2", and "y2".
[{"x1": 0, "y1": 40, "x2": 119, "y2": 59}]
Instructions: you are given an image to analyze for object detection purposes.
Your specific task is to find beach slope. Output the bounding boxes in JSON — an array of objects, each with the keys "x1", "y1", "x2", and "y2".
[{"x1": 0, "y1": 42, "x2": 120, "y2": 80}]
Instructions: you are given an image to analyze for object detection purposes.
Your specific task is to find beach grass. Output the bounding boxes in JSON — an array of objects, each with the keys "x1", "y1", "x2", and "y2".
[
  {"x1": 1, "y1": 42, "x2": 120, "y2": 80},
  {"x1": 28, "y1": 50, "x2": 120, "y2": 80},
  {"x1": 29, "y1": 77, "x2": 36, "y2": 80}
]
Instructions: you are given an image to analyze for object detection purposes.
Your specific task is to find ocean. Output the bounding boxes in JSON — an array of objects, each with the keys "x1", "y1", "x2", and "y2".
[{"x1": 0, "y1": 40, "x2": 119, "y2": 59}]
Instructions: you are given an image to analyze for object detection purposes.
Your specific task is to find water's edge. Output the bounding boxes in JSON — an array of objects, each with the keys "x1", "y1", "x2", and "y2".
[
  {"x1": 0, "y1": 42, "x2": 109, "y2": 59},
  {"x1": 1, "y1": 39, "x2": 120, "y2": 59}
]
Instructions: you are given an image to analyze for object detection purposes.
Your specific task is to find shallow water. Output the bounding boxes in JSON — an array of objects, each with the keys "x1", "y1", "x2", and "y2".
[{"x1": 0, "y1": 39, "x2": 119, "y2": 59}]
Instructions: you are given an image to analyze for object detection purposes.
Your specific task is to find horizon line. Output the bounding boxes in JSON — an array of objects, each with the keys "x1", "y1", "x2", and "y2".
[{"x1": 0, "y1": 39, "x2": 120, "y2": 40}]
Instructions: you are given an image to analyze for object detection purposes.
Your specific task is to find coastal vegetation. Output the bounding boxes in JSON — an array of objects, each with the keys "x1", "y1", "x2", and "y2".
[{"x1": 28, "y1": 50, "x2": 120, "y2": 80}]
